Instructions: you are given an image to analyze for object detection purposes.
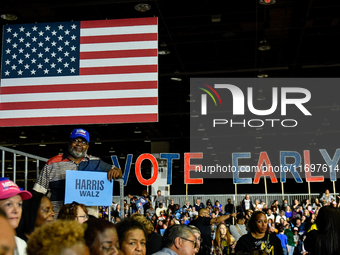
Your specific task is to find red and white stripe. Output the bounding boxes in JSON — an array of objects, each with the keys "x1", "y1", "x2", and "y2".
[{"x1": 0, "y1": 17, "x2": 158, "y2": 127}]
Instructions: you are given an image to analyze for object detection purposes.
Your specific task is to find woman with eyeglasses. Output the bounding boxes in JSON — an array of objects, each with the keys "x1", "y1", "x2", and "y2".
[
  {"x1": 116, "y1": 219, "x2": 147, "y2": 255},
  {"x1": 235, "y1": 211, "x2": 283, "y2": 255},
  {"x1": 57, "y1": 201, "x2": 89, "y2": 224},
  {"x1": 213, "y1": 223, "x2": 236, "y2": 255},
  {"x1": 16, "y1": 191, "x2": 55, "y2": 242},
  {"x1": 84, "y1": 218, "x2": 120, "y2": 255}
]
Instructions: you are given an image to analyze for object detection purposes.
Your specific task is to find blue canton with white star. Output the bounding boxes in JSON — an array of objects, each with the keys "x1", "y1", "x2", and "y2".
[{"x1": 1, "y1": 21, "x2": 80, "y2": 78}]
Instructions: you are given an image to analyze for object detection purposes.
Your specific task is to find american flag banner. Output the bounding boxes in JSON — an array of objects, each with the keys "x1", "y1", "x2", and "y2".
[{"x1": 0, "y1": 17, "x2": 158, "y2": 127}]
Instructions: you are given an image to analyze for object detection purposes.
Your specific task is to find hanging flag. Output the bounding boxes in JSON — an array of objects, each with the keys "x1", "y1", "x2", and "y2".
[{"x1": 0, "y1": 17, "x2": 158, "y2": 127}]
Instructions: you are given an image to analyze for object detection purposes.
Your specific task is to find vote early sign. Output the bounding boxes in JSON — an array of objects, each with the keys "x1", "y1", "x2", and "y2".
[{"x1": 65, "y1": 170, "x2": 113, "y2": 206}]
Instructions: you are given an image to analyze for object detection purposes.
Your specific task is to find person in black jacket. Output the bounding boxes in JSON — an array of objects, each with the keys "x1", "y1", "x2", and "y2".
[{"x1": 235, "y1": 211, "x2": 284, "y2": 255}]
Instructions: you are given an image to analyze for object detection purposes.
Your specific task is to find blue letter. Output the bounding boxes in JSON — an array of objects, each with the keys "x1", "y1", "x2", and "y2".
[
  {"x1": 233, "y1": 153, "x2": 252, "y2": 184},
  {"x1": 160, "y1": 153, "x2": 180, "y2": 185}
]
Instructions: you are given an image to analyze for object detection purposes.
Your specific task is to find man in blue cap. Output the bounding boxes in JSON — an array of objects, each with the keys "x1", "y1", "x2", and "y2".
[{"x1": 33, "y1": 128, "x2": 122, "y2": 217}]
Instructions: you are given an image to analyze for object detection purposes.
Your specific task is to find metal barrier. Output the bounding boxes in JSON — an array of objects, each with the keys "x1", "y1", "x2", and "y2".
[
  {"x1": 113, "y1": 192, "x2": 336, "y2": 211},
  {"x1": 0, "y1": 145, "x2": 125, "y2": 220}
]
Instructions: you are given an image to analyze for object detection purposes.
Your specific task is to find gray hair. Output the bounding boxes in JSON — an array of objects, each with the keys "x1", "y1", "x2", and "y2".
[
  {"x1": 162, "y1": 225, "x2": 195, "y2": 248},
  {"x1": 188, "y1": 225, "x2": 201, "y2": 236}
]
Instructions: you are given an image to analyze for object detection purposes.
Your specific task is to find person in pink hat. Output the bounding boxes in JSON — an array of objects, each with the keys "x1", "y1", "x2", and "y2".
[{"x1": 0, "y1": 177, "x2": 32, "y2": 255}]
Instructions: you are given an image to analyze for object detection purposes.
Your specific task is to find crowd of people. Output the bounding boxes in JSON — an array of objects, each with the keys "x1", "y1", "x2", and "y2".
[
  {"x1": 2, "y1": 176, "x2": 340, "y2": 255},
  {"x1": 1, "y1": 129, "x2": 340, "y2": 255}
]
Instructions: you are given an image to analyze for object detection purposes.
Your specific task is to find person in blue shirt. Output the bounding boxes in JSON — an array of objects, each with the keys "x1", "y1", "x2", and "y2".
[{"x1": 277, "y1": 225, "x2": 289, "y2": 255}]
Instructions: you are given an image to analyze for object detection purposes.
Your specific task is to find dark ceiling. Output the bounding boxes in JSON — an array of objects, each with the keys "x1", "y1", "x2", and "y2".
[{"x1": 0, "y1": 0, "x2": 340, "y2": 195}]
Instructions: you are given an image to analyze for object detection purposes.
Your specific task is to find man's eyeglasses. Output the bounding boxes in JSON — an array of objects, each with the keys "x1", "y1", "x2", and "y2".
[
  {"x1": 71, "y1": 138, "x2": 88, "y2": 145},
  {"x1": 180, "y1": 237, "x2": 197, "y2": 248}
]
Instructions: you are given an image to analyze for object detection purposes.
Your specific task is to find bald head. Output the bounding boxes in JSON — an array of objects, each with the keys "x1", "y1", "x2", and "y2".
[{"x1": 199, "y1": 208, "x2": 208, "y2": 217}]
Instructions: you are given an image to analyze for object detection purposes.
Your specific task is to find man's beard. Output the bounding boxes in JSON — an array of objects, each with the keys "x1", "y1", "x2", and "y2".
[{"x1": 68, "y1": 144, "x2": 88, "y2": 158}]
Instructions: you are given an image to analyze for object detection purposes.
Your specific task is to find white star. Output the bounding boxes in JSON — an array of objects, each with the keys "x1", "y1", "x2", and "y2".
[
  {"x1": 58, "y1": 24, "x2": 64, "y2": 30},
  {"x1": 57, "y1": 68, "x2": 62, "y2": 73},
  {"x1": 64, "y1": 29, "x2": 70, "y2": 35},
  {"x1": 70, "y1": 67, "x2": 76, "y2": 73},
  {"x1": 64, "y1": 40, "x2": 70, "y2": 46},
  {"x1": 18, "y1": 48, "x2": 24, "y2": 53},
  {"x1": 5, "y1": 60, "x2": 10, "y2": 65},
  {"x1": 25, "y1": 53, "x2": 30, "y2": 58},
  {"x1": 26, "y1": 31, "x2": 31, "y2": 37},
  {"x1": 6, "y1": 38, "x2": 11, "y2": 43},
  {"x1": 11, "y1": 65, "x2": 17, "y2": 70},
  {"x1": 31, "y1": 58, "x2": 37, "y2": 64},
  {"x1": 37, "y1": 63, "x2": 43, "y2": 69},
  {"x1": 58, "y1": 46, "x2": 63, "y2": 52},
  {"x1": 45, "y1": 25, "x2": 51, "y2": 31},
  {"x1": 13, "y1": 32, "x2": 18, "y2": 38},
  {"x1": 19, "y1": 26, "x2": 25, "y2": 32},
  {"x1": 5, "y1": 70, "x2": 10, "y2": 76},
  {"x1": 31, "y1": 47, "x2": 37, "y2": 53},
  {"x1": 24, "y1": 64, "x2": 30, "y2": 69},
  {"x1": 58, "y1": 35, "x2": 63, "y2": 41},
  {"x1": 32, "y1": 26, "x2": 38, "y2": 31},
  {"x1": 5, "y1": 49, "x2": 11, "y2": 54},
  {"x1": 44, "y1": 47, "x2": 50, "y2": 52},
  {"x1": 51, "y1": 30, "x2": 57, "y2": 36},
  {"x1": 38, "y1": 42, "x2": 44, "y2": 47},
  {"x1": 38, "y1": 31, "x2": 44, "y2": 36},
  {"x1": 18, "y1": 70, "x2": 23, "y2": 75},
  {"x1": 70, "y1": 46, "x2": 76, "y2": 51},
  {"x1": 12, "y1": 54, "x2": 17, "y2": 59},
  {"x1": 71, "y1": 24, "x2": 77, "y2": 29},
  {"x1": 51, "y1": 41, "x2": 57, "y2": 46},
  {"x1": 43, "y1": 68, "x2": 49, "y2": 74},
  {"x1": 44, "y1": 58, "x2": 50, "y2": 63},
  {"x1": 45, "y1": 36, "x2": 50, "y2": 42},
  {"x1": 63, "y1": 62, "x2": 69, "y2": 68},
  {"x1": 64, "y1": 51, "x2": 70, "y2": 57},
  {"x1": 25, "y1": 42, "x2": 31, "y2": 48},
  {"x1": 51, "y1": 52, "x2": 57, "y2": 57},
  {"x1": 57, "y1": 57, "x2": 63, "y2": 62},
  {"x1": 12, "y1": 43, "x2": 18, "y2": 48},
  {"x1": 30, "y1": 69, "x2": 36, "y2": 75},
  {"x1": 18, "y1": 59, "x2": 24, "y2": 64},
  {"x1": 38, "y1": 52, "x2": 43, "y2": 58},
  {"x1": 70, "y1": 56, "x2": 76, "y2": 62},
  {"x1": 32, "y1": 37, "x2": 37, "y2": 42},
  {"x1": 6, "y1": 27, "x2": 12, "y2": 33},
  {"x1": 19, "y1": 37, "x2": 24, "y2": 43},
  {"x1": 71, "y1": 35, "x2": 76, "y2": 40},
  {"x1": 50, "y1": 63, "x2": 56, "y2": 68}
]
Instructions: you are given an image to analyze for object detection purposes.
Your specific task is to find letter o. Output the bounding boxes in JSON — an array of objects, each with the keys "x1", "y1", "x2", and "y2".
[
  {"x1": 281, "y1": 119, "x2": 298, "y2": 127},
  {"x1": 248, "y1": 119, "x2": 264, "y2": 127},
  {"x1": 135, "y1": 154, "x2": 158, "y2": 186}
]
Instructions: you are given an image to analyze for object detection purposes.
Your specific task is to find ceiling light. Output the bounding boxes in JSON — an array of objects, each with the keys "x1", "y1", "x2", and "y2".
[
  {"x1": 170, "y1": 71, "x2": 182, "y2": 81},
  {"x1": 134, "y1": 130, "x2": 142, "y2": 134},
  {"x1": 95, "y1": 142, "x2": 102, "y2": 145},
  {"x1": 211, "y1": 14, "x2": 221, "y2": 23},
  {"x1": 257, "y1": 71, "x2": 268, "y2": 78},
  {"x1": 109, "y1": 150, "x2": 116, "y2": 153},
  {"x1": 158, "y1": 49, "x2": 170, "y2": 55},
  {"x1": 1, "y1": 14, "x2": 18, "y2": 20},
  {"x1": 134, "y1": 3, "x2": 151, "y2": 12},
  {"x1": 259, "y1": 0, "x2": 276, "y2": 5},
  {"x1": 39, "y1": 144, "x2": 46, "y2": 147},
  {"x1": 144, "y1": 140, "x2": 151, "y2": 142},
  {"x1": 258, "y1": 40, "x2": 271, "y2": 51}
]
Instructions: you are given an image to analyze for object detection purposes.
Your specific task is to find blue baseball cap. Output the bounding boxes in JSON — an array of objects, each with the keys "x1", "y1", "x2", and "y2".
[{"x1": 70, "y1": 128, "x2": 90, "y2": 142}]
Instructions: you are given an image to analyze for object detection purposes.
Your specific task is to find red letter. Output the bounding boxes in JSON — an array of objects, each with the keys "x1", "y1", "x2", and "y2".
[
  {"x1": 135, "y1": 154, "x2": 158, "y2": 186},
  {"x1": 253, "y1": 152, "x2": 278, "y2": 184},
  {"x1": 184, "y1": 153, "x2": 203, "y2": 184},
  {"x1": 304, "y1": 150, "x2": 324, "y2": 182}
]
